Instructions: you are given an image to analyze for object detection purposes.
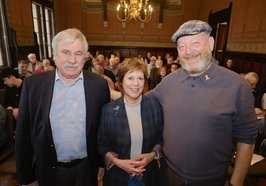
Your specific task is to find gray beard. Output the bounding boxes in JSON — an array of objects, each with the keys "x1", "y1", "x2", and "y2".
[{"x1": 180, "y1": 53, "x2": 212, "y2": 76}]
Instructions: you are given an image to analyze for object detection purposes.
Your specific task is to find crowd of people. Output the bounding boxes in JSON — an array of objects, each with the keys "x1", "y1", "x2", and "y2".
[{"x1": 0, "y1": 20, "x2": 263, "y2": 186}]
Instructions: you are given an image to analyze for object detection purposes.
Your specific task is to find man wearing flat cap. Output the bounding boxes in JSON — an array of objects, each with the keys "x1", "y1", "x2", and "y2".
[{"x1": 147, "y1": 20, "x2": 257, "y2": 185}]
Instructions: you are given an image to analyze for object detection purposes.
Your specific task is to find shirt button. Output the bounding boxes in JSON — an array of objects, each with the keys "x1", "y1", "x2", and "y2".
[
  {"x1": 50, "y1": 144, "x2": 54, "y2": 147},
  {"x1": 52, "y1": 166, "x2": 56, "y2": 169},
  {"x1": 192, "y1": 84, "x2": 195, "y2": 87}
]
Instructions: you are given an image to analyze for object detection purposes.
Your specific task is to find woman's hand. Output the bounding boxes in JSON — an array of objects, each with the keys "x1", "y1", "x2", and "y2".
[
  {"x1": 112, "y1": 158, "x2": 145, "y2": 175},
  {"x1": 135, "y1": 152, "x2": 156, "y2": 168}
]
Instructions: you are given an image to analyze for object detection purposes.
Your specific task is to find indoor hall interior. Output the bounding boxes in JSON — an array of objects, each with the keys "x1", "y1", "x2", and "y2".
[{"x1": 0, "y1": 0, "x2": 266, "y2": 185}]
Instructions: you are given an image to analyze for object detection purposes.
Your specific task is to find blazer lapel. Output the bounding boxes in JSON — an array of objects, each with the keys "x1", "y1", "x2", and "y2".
[
  {"x1": 83, "y1": 72, "x2": 94, "y2": 133},
  {"x1": 41, "y1": 71, "x2": 56, "y2": 141}
]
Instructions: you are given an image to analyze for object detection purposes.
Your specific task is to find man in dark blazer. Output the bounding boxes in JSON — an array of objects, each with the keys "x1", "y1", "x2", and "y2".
[{"x1": 15, "y1": 28, "x2": 110, "y2": 186}]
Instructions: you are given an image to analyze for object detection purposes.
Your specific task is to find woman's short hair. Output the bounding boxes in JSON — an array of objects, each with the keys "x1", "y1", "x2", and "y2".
[
  {"x1": 27, "y1": 53, "x2": 36, "y2": 60},
  {"x1": 117, "y1": 58, "x2": 148, "y2": 84},
  {"x1": 52, "y1": 28, "x2": 88, "y2": 57}
]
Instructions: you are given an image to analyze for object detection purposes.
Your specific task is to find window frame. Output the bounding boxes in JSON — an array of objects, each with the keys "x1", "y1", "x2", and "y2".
[
  {"x1": 0, "y1": 0, "x2": 11, "y2": 67},
  {"x1": 32, "y1": 1, "x2": 55, "y2": 60}
]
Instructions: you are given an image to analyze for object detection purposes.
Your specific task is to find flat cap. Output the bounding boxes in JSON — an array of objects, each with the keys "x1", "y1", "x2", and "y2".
[{"x1": 171, "y1": 20, "x2": 212, "y2": 43}]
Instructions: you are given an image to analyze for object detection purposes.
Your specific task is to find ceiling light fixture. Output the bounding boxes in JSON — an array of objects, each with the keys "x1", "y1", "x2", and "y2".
[{"x1": 116, "y1": 0, "x2": 153, "y2": 23}]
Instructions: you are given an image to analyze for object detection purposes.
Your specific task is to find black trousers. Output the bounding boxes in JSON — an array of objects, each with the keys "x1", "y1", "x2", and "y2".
[
  {"x1": 55, "y1": 158, "x2": 93, "y2": 186},
  {"x1": 159, "y1": 159, "x2": 227, "y2": 186}
]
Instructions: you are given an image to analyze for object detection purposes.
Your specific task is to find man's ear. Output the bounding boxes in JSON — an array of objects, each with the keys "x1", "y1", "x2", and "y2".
[{"x1": 208, "y1": 36, "x2": 215, "y2": 52}]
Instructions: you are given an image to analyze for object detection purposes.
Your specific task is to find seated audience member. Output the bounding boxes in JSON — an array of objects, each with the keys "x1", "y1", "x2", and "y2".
[
  {"x1": 44, "y1": 58, "x2": 55, "y2": 71},
  {"x1": 155, "y1": 66, "x2": 167, "y2": 86},
  {"x1": 144, "y1": 52, "x2": 151, "y2": 64},
  {"x1": 93, "y1": 56, "x2": 116, "y2": 83},
  {"x1": 114, "y1": 56, "x2": 120, "y2": 65},
  {"x1": 36, "y1": 58, "x2": 55, "y2": 73},
  {"x1": 97, "y1": 54, "x2": 108, "y2": 68},
  {"x1": 18, "y1": 59, "x2": 32, "y2": 79},
  {"x1": 137, "y1": 54, "x2": 144, "y2": 63},
  {"x1": 245, "y1": 72, "x2": 261, "y2": 109},
  {"x1": 147, "y1": 56, "x2": 156, "y2": 77},
  {"x1": 1, "y1": 67, "x2": 23, "y2": 120},
  {"x1": 239, "y1": 73, "x2": 246, "y2": 79},
  {"x1": 225, "y1": 58, "x2": 238, "y2": 72},
  {"x1": 98, "y1": 58, "x2": 163, "y2": 186},
  {"x1": 170, "y1": 62, "x2": 179, "y2": 73},
  {"x1": 105, "y1": 56, "x2": 119, "y2": 81},
  {"x1": 245, "y1": 72, "x2": 265, "y2": 151},
  {"x1": 27, "y1": 53, "x2": 43, "y2": 73},
  {"x1": 92, "y1": 57, "x2": 99, "y2": 65},
  {"x1": 0, "y1": 104, "x2": 7, "y2": 141},
  {"x1": 164, "y1": 55, "x2": 174, "y2": 74},
  {"x1": 83, "y1": 52, "x2": 93, "y2": 70},
  {"x1": 92, "y1": 64, "x2": 115, "y2": 91},
  {"x1": 163, "y1": 53, "x2": 170, "y2": 65},
  {"x1": 149, "y1": 58, "x2": 163, "y2": 89}
]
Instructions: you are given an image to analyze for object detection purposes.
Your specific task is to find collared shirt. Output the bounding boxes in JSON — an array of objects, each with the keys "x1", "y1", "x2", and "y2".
[
  {"x1": 50, "y1": 70, "x2": 87, "y2": 162},
  {"x1": 151, "y1": 60, "x2": 258, "y2": 180}
]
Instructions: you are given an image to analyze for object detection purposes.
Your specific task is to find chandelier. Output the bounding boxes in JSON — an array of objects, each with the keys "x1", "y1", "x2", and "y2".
[{"x1": 116, "y1": 0, "x2": 153, "y2": 23}]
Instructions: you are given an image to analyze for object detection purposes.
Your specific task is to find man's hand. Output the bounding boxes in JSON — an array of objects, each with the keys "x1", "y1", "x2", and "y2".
[{"x1": 135, "y1": 152, "x2": 156, "y2": 168}]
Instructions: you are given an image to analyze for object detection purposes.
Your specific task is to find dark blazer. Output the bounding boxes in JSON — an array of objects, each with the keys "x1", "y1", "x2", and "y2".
[
  {"x1": 15, "y1": 70, "x2": 110, "y2": 186},
  {"x1": 98, "y1": 95, "x2": 163, "y2": 186}
]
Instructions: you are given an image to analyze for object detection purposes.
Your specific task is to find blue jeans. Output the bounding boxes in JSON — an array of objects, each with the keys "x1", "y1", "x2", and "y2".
[{"x1": 128, "y1": 175, "x2": 144, "y2": 186}]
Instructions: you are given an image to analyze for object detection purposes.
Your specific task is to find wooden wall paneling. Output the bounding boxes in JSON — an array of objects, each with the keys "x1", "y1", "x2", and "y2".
[
  {"x1": 251, "y1": 61, "x2": 263, "y2": 76},
  {"x1": 89, "y1": 45, "x2": 176, "y2": 60},
  {"x1": 21, "y1": 0, "x2": 33, "y2": 27},
  {"x1": 106, "y1": 10, "x2": 123, "y2": 36},
  {"x1": 242, "y1": 60, "x2": 252, "y2": 73},
  {"x1": 260, "y1": 64, "x2": 266, "y2": 78},
  {"x1": 227, "y1": 0, "x2": 266, "y2": 54},
  {"x1": 229, "y1": 0, "x2": 249, "y2": 34},
  {"x1": 7, "y1": 0, "x2": 23, "y2": 26},
  {"x1": 54, "y1": 0, "x2": 67, "y2": 32},
  {"x1": 243, "y1": 0, "x2": 262, "y2": 33},
  {"x1": 65, "y1": 0, "x2": 82, "y2": 28},
  {"x1": 226, "y1": 51, "x2": 266, "y2": 78},
  {"x1": 236, "y1": 60, "x2": 245, "y2": 73}
]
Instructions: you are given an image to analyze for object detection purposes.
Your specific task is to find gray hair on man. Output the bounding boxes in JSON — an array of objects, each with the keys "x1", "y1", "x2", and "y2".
[{"x1": 52, "y1": 28, "x2": 88, "y2": 57}]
